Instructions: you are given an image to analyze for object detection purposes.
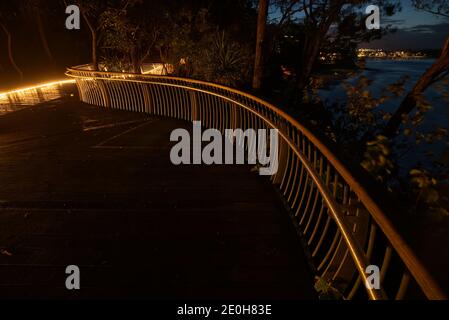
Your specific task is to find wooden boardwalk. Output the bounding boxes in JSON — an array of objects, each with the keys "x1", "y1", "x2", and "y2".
[{"x1": 0, "y1": 98, "x2": 315, "y2": 299}]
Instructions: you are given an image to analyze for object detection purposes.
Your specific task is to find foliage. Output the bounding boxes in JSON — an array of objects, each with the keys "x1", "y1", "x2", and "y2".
[
  {"x1": 155, "y1": 6, "x2": 254, "y2": 86},
  {"x1": 267, "y1": 0, "x2": 401, "y2": 95},
  {"x1": 200, "y1": 31, "x2": 253, "y2": 86},
  {"x1": 316, "y1": 73, "x2": 449, "y2": 218},
  {"x1": 412, "y1": 0, "x2": 449, "y2": 17},
  {"x1": 156, "y1": 7, "x2": 213, "y2": 76},
  {"x1": 410, "y1": 169, "x2": 439, "y2": 203},
  {"x1": 314, "y1": 277, "x2": 343, "y2": 300},
  {"x1": 100, "y1": 55, "x2": 132, "y2": 73},
  {"x1": 342, "y1": 77, "x2": 388, "y2": 137},
  {"x1": 361, "y1": 135, "x2": 394, "y2": 183},
  {"x1": 99, "y1": 0, "x2": 163, "y2": 73},
  {"x1": 70, "y1": 0, "x2": 256, "y2": 82}
]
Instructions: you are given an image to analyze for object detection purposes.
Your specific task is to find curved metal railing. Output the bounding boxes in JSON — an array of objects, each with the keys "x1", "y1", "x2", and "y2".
[{"x1": 66, "y1": 65, "x2": 447, "y2": 300}]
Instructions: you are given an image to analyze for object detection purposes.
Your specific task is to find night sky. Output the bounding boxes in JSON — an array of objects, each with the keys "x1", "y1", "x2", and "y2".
[
  {"x1": 362, "y1": 1, "x2": 449, "y2": 50},
  {"x1": 270, "y1": 1, "x2": 449, "y2": 50}
]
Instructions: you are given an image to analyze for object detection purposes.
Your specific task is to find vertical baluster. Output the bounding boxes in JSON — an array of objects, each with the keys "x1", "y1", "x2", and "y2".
[{"x1": 395, "y1": 271, "x2": 411, "y2": 300}]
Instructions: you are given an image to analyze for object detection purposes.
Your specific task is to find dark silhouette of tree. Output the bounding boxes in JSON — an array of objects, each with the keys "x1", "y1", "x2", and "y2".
[
  {"x1": 71, "y1": 0, "x2": 108, "y2": 71},
  {"x1": 22, "y1": 0, "x2": 54, "y2": 62},
  {"x1": 0, "y1": 2, "x2": 23, "y2": 80},
  {"x1": 412, "y1": 0, "x2": 449, "y2": 17},
  {"x1": 100, "y1": 0, "x2": 165, "y2": 74},
  {"x1": 297, "y1": 0, "x2": 347, "y2": 92},
  {"x1": 265, "y1": 0, "x2": 399, "y2": 95},
  {"x1": 297, "y1": 0, "x2": 400, "y2": 92},
  {"x1": 253, "y1": 0, "x2": 269, "y2": 90},
  {"x1": 149, "y1": 0, "x2": 255, "y2": 85},
  {"x1": 383, "y1": 0, "x2": 449, "y2": 137}
]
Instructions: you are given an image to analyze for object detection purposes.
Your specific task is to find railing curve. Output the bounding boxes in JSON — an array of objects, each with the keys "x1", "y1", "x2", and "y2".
[{"x1": 66, "y1": 65, "x2": 447, "y2": 300}]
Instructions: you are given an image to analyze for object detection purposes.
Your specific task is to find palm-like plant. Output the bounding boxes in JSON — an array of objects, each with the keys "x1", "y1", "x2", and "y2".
[{"x1": 201, "y1": 31, "x2": 252, "y2": 87}]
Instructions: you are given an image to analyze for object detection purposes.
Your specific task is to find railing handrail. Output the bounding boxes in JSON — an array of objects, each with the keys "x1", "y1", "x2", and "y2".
[{"x1": 66, "y1": 65, "x2": 447, "y2": 300}]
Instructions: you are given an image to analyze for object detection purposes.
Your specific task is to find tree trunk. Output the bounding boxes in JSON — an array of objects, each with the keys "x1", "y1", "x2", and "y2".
[
  {"x1": 82, "y1": 13, "x2": 99, "y2": 71},
  {"x1": 383, "y1": 35, "x2": 449, "y2": 137},
  {"x1": 130, "y1": 45, "x2": 141, "y2": 74},
  {"x1": 0, "y1": 20, "x2": 23, "y2": 80},
  {"x1": 91, "y1": 30, "x2": 98, "y2": 71},
  {"x1": 252, "y1": 0, "x2": 269, "y2": 90},
  {"x1": 297, "y1": 32, "x2": 322, "y2": 91},
  {"x1": 35, "y1": 8, "x2": 53, "y2": 62},
  {"x1": 297, "y1": 2, "x2": 344, "y2": 93},
  {"x1": 159, "y1": 47, "x2": 168, "y2": 75}
]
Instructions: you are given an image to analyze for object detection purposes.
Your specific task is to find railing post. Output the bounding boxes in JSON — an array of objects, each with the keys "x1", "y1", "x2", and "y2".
[
  {"x1": 142, "y1": 84, "x2": 153, "y2": 114},
  {"x1": 189, "y1": 90, "x2": 199, "y2": 121},
  {"x1": 97, "y1": 79, "x2": 110, "y2": 108},
  {"x1": 65, "y1": 65, "x2": 447, "y2": 300}
]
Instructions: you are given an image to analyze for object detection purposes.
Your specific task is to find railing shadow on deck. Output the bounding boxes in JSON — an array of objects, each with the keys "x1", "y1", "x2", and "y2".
[{"x1": 66, "y1": 64, "x2": 447, "y2": 300}]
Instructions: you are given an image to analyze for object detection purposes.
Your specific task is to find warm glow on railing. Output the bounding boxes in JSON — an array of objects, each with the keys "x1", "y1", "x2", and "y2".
[
  {"x1": 0, "y1": 79, "x2": 75, "y2": 114},
  {"x1": 65, "y1": 65, "x2": 447, "y2": 299}
]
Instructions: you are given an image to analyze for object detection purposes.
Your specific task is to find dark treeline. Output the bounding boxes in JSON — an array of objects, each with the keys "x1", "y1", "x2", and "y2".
[
  {"x1": 0, "y1": 0, "x2": 448, "y2": 220},
  {"x1": 0, "y1": 0, "x2": 258, "y2": 89}
]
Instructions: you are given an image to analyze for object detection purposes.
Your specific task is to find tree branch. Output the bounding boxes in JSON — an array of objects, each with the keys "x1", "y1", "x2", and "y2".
[{"x1": 0, "y1": 18, "x2": 24, "y2": 80}]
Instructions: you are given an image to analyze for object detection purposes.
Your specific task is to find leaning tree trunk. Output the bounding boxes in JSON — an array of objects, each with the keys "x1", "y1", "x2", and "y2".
[
  {"x1": 297, "y1": 32, "x2": 323, "y2": 92},
  {"x1": 35, "y1": 8, "x2": 53, "y2": 62},
  {"x1": 130, "y1": 45, "x2": 141, "y2": 74},
  {"x1": 82, "y1": 13, "x2": 99, "y2": 71},
  {"x1": 90, "y1": 29, "x2": 98, "y2": 71},
  {"x1": 252, "y1": 0, "x2": 269, "y2": 90},
  {"x1": 159, "y1": 47, "x2": 168, "y2": 75},
  {"x1": 383, "y1": 35, "x2": 449, "y2": 137},
  {"x1": 297, "y1": 2, "x2": 344, "y2": 93},
  {"x1": 0, "y1": 20, "x2": 23, "y2": 80}
]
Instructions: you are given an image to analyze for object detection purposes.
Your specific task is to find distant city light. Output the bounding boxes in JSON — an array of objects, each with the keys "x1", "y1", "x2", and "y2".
[{"x1": 357, "y1": 48, "x2": 427, "y2": 59}]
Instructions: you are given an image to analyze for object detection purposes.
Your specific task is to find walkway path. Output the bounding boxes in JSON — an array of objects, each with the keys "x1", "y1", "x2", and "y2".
[{"x1": 0, "y1": 98, "x2": 315, "y2": 299}]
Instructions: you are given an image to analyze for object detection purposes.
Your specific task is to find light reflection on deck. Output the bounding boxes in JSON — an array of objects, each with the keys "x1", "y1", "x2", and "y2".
[{"x1": 0, "y1": 80, "x2": 75, "y2": 114}]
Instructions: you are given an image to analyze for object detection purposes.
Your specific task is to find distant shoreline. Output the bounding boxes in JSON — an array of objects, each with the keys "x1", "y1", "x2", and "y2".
[{"x1": 360, "y1": 57, "x2": 434, "y2": 61}]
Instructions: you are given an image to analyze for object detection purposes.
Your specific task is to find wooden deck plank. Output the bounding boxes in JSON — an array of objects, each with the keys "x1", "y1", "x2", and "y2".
[{"x1": 0, "y1": 100, "x2": 316, "y2": 299}]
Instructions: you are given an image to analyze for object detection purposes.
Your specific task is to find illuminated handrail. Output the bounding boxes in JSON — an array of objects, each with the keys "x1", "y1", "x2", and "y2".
[
  {"x1": 66, "y1": 65, "x2": 447, "y2": 300},
  {"x1": 0, "y1": 80, "x2": 75, "y2": 111}
]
